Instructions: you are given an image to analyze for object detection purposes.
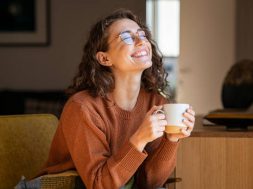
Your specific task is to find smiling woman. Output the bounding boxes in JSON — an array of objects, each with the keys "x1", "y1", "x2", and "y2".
[{"x1": 16, "y1": 9, "x2": 195, "y2": 189}]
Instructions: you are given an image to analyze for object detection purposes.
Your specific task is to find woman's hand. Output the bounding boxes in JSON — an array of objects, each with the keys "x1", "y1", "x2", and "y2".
[
  {"x1": 130, "y1": 106, "x2": 167, "y2": 152},
  {"x1": 166, "y1": 106, "x2": 195, "y2": 142}
]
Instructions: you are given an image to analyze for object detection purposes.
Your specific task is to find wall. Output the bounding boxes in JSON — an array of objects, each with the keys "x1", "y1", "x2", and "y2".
[
  {"x1": 0, "y1": 0, "x2": 145, "y2": 90},
  {"x1": 236, "y1": 0, "x2": 253, "y2": 61},
  {"x1": 177, "y1": 0, "x2": 236, "y2": 114}
]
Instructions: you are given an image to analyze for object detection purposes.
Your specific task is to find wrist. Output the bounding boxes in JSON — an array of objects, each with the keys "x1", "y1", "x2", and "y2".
[
  {"x1": 169, "y1": 137, "x2": 179, "y2": 143},
  {"x1": 130, "y1": 135, "x2": 147, "y2": 152},
  {"x1": 165, "y1": 133, "x2": 179, "y2": 143}
]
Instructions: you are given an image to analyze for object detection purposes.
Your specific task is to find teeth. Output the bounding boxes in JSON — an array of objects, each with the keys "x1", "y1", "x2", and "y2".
[{"x1": 132, "y1": 50, "x2": 147, "y2": 57}]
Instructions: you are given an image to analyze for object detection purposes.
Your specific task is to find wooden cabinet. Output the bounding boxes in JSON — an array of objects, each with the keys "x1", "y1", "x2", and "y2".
[{"x1": 175, "y1": 118, "x2": 253, "y2": 189}]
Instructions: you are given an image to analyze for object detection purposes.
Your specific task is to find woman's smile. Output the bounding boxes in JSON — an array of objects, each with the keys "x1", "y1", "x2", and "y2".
[
  {"x1": 130, "y1": 48, "x2": 151, "y2": 64},
  {"x1": 131, "y1": 49, "x2": 148, "y2": 58}
]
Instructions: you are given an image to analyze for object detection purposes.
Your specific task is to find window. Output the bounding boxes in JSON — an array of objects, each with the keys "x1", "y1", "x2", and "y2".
[
  {"x1": 146, "y1": 0, "x2": 180, "y2": 98},
  {"x1": 146, "y1": 0, "x2": 180, "y2": 57}
]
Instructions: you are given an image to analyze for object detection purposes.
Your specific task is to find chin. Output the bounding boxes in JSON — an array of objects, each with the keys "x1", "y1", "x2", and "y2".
[
  {"x1": 129, "y1": 56, "x2": 152, "y2": 67},
  {"x1": 142, "y1": 60, "x2": 152, "y2": 67}
]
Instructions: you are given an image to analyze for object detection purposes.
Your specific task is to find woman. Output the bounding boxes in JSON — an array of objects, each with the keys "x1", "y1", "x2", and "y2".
[{"x1": 39, "y1": 9, "x2": 195, "y2": 189}]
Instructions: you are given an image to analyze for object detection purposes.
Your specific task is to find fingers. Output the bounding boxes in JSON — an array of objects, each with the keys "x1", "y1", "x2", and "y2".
[
  {"x1": 148, "y1": 123, "x2": 165, "y2": 139},
  {"x1": 167, "y1": 126, "x2": 192, "y2": 140},
  {"x1": 179, "y1": 106, "x2": 195, "y2": 137},
  {"x1": 147, "y1": 105, "x2": 163, "y2": 116},
  {"x1": 157, "y1": 120, "x2": 167, "y2": 131},
  {"x1": 183, "y1": 119, "x2": 194, "y2": 132},
  {"x1": 183, "y1": 106, "x2": 195, "y2": 131},
  {"x1": 154, "y1": 131, "x2": 164, "y2": 139},
  {"x1": 183, "y1": 109, "x2": 195, "y2": 122},
  {"x1": 180, "y1": 127, "x2": 191, "y2": 137},
  {"x1": 150, "y1": 111, "x2": 167, "y2": 138},
  {"x1": 186, "y1": 106, "x2": 195, "y2": 115},
  {"x1": 154, "y1": 113, "x2": 166, "y2": 120},
  {"x1": 150, "y1": 116, "x2": 167, "y2": 133}
]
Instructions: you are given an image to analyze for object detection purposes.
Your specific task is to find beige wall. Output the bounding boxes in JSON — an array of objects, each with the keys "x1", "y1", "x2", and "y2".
[
  {"x1": 0, "y1": 0, "x2": 145, "y2": 90},
  {"x1": 177, "y1": 0, "x2": 236, "y2": 114},
  {"x1": 236, "y1": 0, "x2": 253, "y2": 60}
]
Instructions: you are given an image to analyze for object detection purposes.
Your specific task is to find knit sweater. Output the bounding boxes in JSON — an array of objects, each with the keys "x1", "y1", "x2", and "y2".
[{"x1": 39, "y1": 88, "x2": 179, "y2": 189}]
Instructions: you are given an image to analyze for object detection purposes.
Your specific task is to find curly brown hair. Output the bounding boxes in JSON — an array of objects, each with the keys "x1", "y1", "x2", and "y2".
[{"x1": 67, "y1": 9, "x2": 169, "y2": 98}]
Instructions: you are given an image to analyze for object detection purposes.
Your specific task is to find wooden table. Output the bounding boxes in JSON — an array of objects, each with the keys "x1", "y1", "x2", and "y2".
[{"x1": 175, "y1": 116, "x2": 253, "y2": 189}]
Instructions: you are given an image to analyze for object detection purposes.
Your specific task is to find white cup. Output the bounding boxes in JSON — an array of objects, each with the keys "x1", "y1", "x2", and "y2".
[{"x1": 155, "y1": 103, "x2": 189, "y2": 133}]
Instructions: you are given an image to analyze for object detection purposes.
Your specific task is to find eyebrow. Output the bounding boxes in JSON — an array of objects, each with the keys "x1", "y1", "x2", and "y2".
[
  {"x1": 119, "y1": 28, "x2": 144, "y2": 35},
  {"x1": 120, "y1": 30, "x2": 131, "y2": 35}
]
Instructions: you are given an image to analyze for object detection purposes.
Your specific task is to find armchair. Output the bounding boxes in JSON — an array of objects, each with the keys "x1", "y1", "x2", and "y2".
[{"x1": 0, "y1": 114, "x2": 58, "y2": 189}]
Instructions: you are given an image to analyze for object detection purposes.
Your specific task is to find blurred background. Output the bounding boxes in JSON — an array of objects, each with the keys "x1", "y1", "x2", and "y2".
[{"x1": 0, "y1": 0, "x2": 252, "y2": 116}]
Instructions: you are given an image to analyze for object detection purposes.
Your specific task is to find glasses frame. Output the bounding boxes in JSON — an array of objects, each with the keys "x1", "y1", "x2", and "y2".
[{"x1": 108, "y1": 29, "x2": 148, "y2": 45}]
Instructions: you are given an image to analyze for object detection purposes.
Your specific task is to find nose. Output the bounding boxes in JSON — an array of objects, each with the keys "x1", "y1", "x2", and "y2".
[{"x1": 135, "y1": 35, "x2": 146, "y2": 46}]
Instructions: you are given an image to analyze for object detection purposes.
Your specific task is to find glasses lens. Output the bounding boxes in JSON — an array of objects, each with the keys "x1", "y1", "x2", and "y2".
[
  {"x1": 119, "y1": 30, "x2": 147, "y2": 45},
  {"x1": 120, "y1": 32, "x2": 134, "y2": 44},
  {"x1": 137, "y1": 30, "x2": 147, "y2": 40}
]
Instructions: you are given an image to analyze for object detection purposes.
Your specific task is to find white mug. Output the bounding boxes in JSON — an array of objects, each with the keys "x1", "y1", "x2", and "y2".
[{"x1": 155, "y1": 103, "x2": 189, "y2": 133}]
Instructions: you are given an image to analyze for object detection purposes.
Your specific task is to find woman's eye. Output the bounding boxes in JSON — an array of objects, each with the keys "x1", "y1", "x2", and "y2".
[
  {"x1": 138, "y1": 31, "x2": 146, "y2": 37},
  {"x1": 122, "y1": 36, "x2": 132, "y2": 40},
  {"x1": 121, "y1": 33, "x2": 132, "y2": 39}
]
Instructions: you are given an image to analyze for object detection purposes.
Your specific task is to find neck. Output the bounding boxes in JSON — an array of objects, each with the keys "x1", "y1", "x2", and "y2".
[{"x1": 112, "y1": 74, "x2": 142, "y2": 111}]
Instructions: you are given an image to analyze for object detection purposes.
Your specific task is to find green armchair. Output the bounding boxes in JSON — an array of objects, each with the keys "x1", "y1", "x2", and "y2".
[{"x1": 0, "y1": 114, "x2": 58, "y2": 189}]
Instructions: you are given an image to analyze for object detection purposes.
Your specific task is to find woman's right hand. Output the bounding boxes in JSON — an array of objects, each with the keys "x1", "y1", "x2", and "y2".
[{"x1": 130, "y1": 106, "x2": 167, "y2": 152}]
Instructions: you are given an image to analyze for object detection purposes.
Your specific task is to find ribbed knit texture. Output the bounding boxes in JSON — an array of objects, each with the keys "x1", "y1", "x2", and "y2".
[{"x1": 38, "y1": 89, "x2": 179, "y2": 189}]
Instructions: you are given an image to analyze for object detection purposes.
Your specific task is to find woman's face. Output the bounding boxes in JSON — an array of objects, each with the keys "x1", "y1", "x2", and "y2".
[{"x1": 105, "y1": 18, "x2": 152, "y2": 74}]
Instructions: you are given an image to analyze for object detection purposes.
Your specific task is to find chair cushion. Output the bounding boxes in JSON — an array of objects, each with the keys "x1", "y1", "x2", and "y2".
[
  {"x1": 15, "y1": 170, "x2": 85, "y2": 189},
  {"x1": 0, "y1": 114, "x2": 58, "y2": 189}
]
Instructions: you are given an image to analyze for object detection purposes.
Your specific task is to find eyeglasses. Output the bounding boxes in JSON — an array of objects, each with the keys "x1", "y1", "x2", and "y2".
[{"x1": 109, "y1": 29, "x2": 148, "y2": 45}]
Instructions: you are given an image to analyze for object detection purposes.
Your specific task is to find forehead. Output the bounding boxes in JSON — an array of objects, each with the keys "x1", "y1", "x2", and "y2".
[{"x1": 107, "y1": 18, "x2": 141, "y2": 36}]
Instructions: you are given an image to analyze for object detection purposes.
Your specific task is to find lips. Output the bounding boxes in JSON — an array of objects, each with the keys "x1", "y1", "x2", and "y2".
[{"x1": 131, "y1": 49, "x2": 149, "y2": 58}]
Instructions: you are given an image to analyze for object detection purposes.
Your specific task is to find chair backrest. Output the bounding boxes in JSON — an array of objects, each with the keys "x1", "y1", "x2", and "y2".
[{"x1": 0, "y1": 114, "x2": 58, "y2": 189}]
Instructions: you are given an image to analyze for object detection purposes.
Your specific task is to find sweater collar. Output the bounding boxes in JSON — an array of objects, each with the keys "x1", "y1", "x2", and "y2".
[{"x1": 107, "y1": 88, "x2": 145, "y2": 119}]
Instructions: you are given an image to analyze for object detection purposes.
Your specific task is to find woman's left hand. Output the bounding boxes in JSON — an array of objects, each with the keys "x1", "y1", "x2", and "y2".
[{"x1": 166, "y1": 106, "x2": 195, "y2": 142}]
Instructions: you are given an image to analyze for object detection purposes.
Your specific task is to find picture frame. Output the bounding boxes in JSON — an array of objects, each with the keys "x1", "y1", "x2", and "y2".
[{"x1": 0, "y1": 0, "x2": 50, "y2": 47}]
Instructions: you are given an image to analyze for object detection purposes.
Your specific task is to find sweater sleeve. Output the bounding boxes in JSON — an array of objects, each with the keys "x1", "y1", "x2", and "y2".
[
  {"x1": 61, "y1": 101, "x2": 147, "y2": 189},
  {"x1": 135, "y1": 134, "x2": 179, "y2": 188},
  {"x1": 132, "y1": 93, "x2": 179, "y2": 188}
]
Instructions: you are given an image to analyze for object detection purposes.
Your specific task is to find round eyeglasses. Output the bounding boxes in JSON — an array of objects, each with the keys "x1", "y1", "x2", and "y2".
[{"x1": 109, "y1": 29, "x2": 148, "y2": 45}]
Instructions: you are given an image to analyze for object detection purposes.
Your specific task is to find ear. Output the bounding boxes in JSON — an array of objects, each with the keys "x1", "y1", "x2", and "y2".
[{"x1": 96, "y1": 51, "x2": 112, "y2": 66}]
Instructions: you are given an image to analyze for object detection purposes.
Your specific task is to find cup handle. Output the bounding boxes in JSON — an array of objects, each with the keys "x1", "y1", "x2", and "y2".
[{"x1": 153, "y1": 109, "x2": 165, "y2": 115}]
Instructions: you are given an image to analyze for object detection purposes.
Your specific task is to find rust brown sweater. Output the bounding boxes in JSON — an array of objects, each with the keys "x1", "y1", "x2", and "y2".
[{"x1": 39, "y1": 89, "x2": 179, "y2": 189}]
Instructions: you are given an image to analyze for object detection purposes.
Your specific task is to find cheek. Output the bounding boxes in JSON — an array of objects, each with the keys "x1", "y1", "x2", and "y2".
[
  {"x1": 108, "y1": 45, "x2": 127, "y2": 59},
  {"x1": 147, "y1": 42, "x2": 152, "y2": 54},
  {"x1": 118, "y1": 46, "x2": 133, "y2": 59},
  {"x1": 115, "y1": 42, "x2": 131, "y2": 53}
]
